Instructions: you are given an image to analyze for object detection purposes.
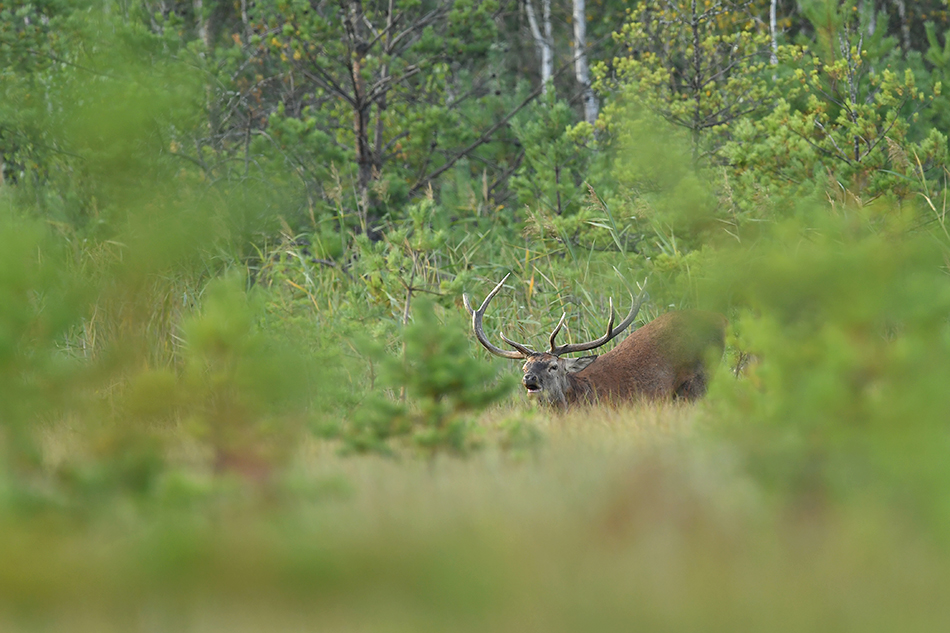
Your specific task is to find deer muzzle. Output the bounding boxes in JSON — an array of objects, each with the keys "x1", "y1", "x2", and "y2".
[{"x1": 522, "y1": 373, "x2": 542, "y2": 394}]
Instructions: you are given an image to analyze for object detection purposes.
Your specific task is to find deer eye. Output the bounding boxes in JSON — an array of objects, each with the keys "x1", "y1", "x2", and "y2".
[{"x1": 548, "y1": 364, "x2": 557, "y2": 372}]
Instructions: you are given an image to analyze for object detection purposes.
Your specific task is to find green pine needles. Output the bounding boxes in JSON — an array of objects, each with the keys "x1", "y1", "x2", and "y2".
[{"x1": 340, "y1": 297, "x2": 516, "y2": 457}]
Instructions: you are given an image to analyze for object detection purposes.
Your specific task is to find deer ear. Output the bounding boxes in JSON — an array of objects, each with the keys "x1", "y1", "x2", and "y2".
[{"x1": 562, "y1": 355, "x2": 597, "y2": 374}]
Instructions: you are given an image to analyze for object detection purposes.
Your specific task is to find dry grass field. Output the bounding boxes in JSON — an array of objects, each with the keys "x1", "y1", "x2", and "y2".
[{"x1": 4, "y1": 399, "x2": 950, "y2": 633}]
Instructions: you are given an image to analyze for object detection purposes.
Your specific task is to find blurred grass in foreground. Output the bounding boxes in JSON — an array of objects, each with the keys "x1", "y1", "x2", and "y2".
[{"x1": 3, "y1": 404, "x2": 950, "y2": 632}]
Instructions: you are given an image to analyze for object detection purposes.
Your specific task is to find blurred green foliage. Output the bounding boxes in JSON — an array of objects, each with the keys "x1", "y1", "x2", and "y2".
[
  {"x1": 703, "y1": 208, "x2": 950, "y2": 528},
  {"x1": 338, "y1": 297, "x2": 515, "y2": 456},
  {"x1": 2, "y1": 0, "x2": 950, "y2": 630},
  {"x1": 0, "y1": 212, "x2": 86, "y2": 472}
]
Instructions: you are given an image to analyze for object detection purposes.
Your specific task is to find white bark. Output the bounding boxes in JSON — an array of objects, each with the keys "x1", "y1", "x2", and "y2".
[
  {"x1": 542, "y1": 0, "x2": 553, "y2": 82},
  {"x1": 769, "y1": 0, "x2": 778, "y2": 65},
  {"x1": 572, "y1": 0, "x2": 598, "y2": 123},
  {"x1": 194, "y1": 0, "x2": 209, "y2": 49},
  {"x1": 892, "y1": 0, "x2": 910, "y2": 52},
  {"x1": 524, "y1": 0, "x2": 554, "y2": 91},
  {"x1": 865, "y1": 0, "x2": 877, "y2": 36}
]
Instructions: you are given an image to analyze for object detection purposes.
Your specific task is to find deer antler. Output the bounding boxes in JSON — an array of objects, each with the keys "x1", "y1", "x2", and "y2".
[
  {"x1": 549, "y1": 289, "x2": 647, "y2": 356},
  {"x1": 463, "y1": 273, "x2": 538, "y2": 359},
  {"x1": 547, "y1": 312, "x2": 567, "y2": 352}
]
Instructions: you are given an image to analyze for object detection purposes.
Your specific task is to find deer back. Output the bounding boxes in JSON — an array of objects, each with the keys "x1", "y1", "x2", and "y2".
[{"x1": 570, "y1": 310, "x2": 727, "y2": 403}]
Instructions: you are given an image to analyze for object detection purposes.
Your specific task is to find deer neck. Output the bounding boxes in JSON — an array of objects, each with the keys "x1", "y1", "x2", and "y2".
[{"x1": 563, "y1": 372, "x2": 593, "y2": 406}]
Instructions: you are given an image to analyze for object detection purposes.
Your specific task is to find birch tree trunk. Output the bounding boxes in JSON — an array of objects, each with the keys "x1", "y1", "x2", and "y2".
[
  {"x1": 891, "y1": 0, "x2": 910, "y2": 52},
  {"x1": 572, "y1": 0, "x2": 599, "y2": 123},
  {"x1": 864, "y1": 0, "x2": 877, "y2": 36},
  {"x1": 542, "y1": 0, "x2": 553, "y2": 83},
  {"x1": 769, "y1": 0, "x2": 778, "y2": 65},
  {"x1": 193, "y1": 0, "x2": 210, "y2": 50},
  {"x1": 524, "y1": 0, "x2": 553, "y2": 91}
]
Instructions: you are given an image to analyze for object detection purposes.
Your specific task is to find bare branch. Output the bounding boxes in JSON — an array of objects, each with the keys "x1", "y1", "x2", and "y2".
[{"x1": 408, "y1": 80, "x2": 547, "y2": 196}]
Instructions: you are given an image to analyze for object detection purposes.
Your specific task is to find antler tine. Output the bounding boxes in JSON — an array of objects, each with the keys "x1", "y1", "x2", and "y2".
[
  {"x1": 547, "y1": 312, "x2": 567, "y2": 353},
  {"x1": 463, "y1": 273, "x2": 536, "y2": 360},
  {"x1": 550, "y1": 289, "x2": 648, "y2": 356},
  {"x1": 500, "y1": 332, "x2": 537, "y2": 357}
]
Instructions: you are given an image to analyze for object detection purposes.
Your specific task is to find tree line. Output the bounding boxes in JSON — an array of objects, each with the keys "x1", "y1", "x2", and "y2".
[{"x1": 3, "y1": 0, "x2": 950, "y2": 243}]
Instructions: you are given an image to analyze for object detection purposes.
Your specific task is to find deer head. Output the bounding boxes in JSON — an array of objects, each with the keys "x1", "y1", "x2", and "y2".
[{"x1": 463, "y1": 274, "x2": 645, "y2": 407}]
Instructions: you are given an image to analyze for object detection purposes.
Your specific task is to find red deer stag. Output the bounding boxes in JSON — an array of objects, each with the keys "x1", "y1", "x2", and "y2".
[{"x1": 463, "y1": 274, "x2": 727, "y2": 408}]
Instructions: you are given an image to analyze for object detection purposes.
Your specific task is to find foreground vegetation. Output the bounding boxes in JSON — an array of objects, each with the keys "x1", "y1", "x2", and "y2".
[
  {"x1": 3, "y1": 0, "x2": 950, "y2": 629},
  {"x1": 9, "y1": 403, "x2": 950, "y2": 633}
]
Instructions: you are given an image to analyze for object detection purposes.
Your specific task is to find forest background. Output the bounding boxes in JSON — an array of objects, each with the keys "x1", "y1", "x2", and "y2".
[{"x1": 4, "y1": 0, "x2": 950, "y2": 630}]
